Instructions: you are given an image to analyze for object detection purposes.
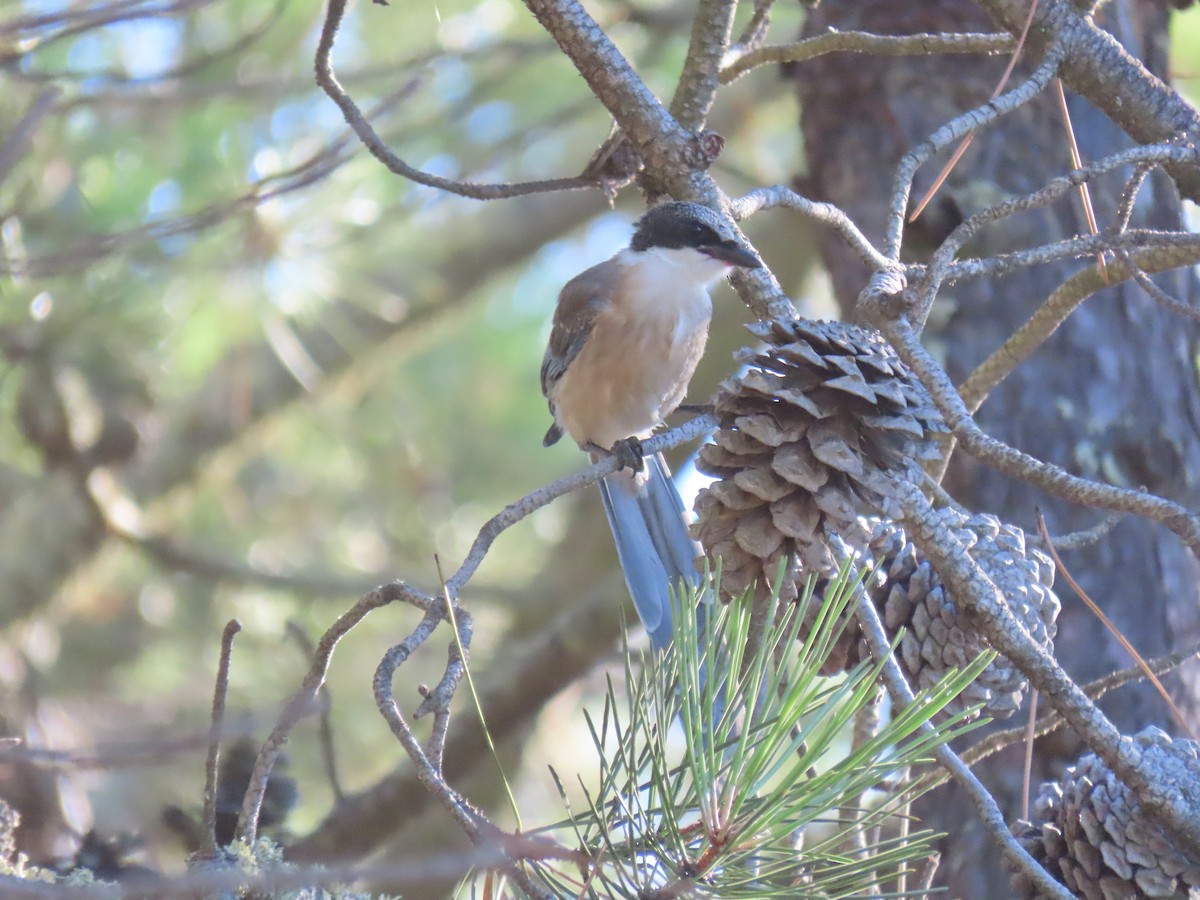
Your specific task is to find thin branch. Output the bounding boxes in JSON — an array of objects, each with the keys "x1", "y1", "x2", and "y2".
[
  {"x1": 369, "y1": 608, "x2": 553, "y2": 898},
  {"x1": 921, "y1": 142, "x2": 1200, "y2": 319},
  {"x1": 721, "y1": 30, "x2": 1013, "y2": 84},
  {"x1": 445, "y1": 413, "x2": 716, "y2": 595},
  {"x1": 316, "y1": 0, "x2": 595, "y2": 199},
  {"x1": 909, "y1": 1, "x2": 1037, "y2": 224},
  {"x1": 853, "y1": 584, "x2": 1072, "y2": 899},
  {"x1": 202, "y1": 620, "x2": 242, "y2": 856},
  {"x1": 722, "y1": 0, "x2": 775, "y2": 69},
  {"x1": 1037, "y1": 512, "x2": 1121, "y2": 551},
  {"x1": 957, "y1": 241, "x2": 1200, "y2": 413},
  {"x1": 883, "y1": 41, "x2": 1065, "y2": 261},
  {"x1": 878, "y1": 316, "x2": 1200, "y2": 558},
  {"x1": 728, "y1": 185, "x2": 891, "y2": 271},
  {"x1": 941, "y1": 229, "x2": 1200, "y2": 285},
  {"x1": 284, "y1": 622, "x2": 344, "y2": 805},
  {"x1": 973, "y1": 0, "x2": 1200, "y2": 201},
  {"x1": 1118, "y1": 249, "x2": 1200, "y2": 323},
  {"x1": 915, "y1": 639, "x2": 1200, "y2": 794},
  {"x1": 236, "y1": 582, "x2": 427, "y2": 843},
  {"x1": 291, "y1": 575, "x2": 624, "y2": 862}
]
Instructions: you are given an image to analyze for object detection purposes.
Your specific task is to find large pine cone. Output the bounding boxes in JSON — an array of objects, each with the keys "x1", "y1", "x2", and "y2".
[
  {"x1": 1012, "y1": 727, "x2": 1200, "y2": 898},
  {"x1": 692, "y1": 317, "x2": 945, "y2": 602},
  {"x1": 868, "y1": 511, "x2": 1059, "y2": 718}
]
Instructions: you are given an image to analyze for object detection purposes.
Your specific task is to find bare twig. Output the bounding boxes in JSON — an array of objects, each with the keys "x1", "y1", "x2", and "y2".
[
  {"x1": 722, "y1": 0, "x2": 775, "y2": 67},
  {"x1": 202, "y1": 620, "x2": 242, "y2": 856},
  {"x1": 909, "y1": 1, "x2": 1037, "y2": 223},
  {"x1": 884, "y1": 41, "x2": 1065, "y2": 261},
  {"x1": 316, "y1": 0, "x2": 595, "y2": 199},
  {"x1": 370, "y1": 608, "x2": 553, "y2": 898},
  {"x1": 237, "y1": 582, "x2": 428, "y2": 843},
  {"x1": 1037, "y1": 512, "x2": 1121, "y2": 551},
  {"x1": 284, "y1": 622, "x2": 344, "y2": 805},
  {"x1": 1118, "y1": 249, "x2": 1200, "y2": 323},
  {"x1": 728, "y1": 185, "x2": 891, "y2": 271},
  {"x1": 974, "y1": 0, "x2": 1200, "y2": 201},
  {"x1": 446, "y1": 413, "x2": 716, "y2": 595},
  {"x1": 957, "y1": 241, "x2": 1200, "y2": 414},
  {"x1": 722, "y1": 30, "x2": 1012, "y2": 84},
  {"x1": 291, "y1": 573, "x2": 624, "y2": 862},
  {"x1": 942, "y1": 229, "x2": 1200, "y2": 285}
]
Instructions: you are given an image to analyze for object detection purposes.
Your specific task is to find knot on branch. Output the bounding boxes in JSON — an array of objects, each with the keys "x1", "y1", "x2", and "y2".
[
  {"x1": 582, "y1": 132, "x2": 642, "y2": 202},
  {"x1": 681, "y1": 129, "x2": 726, "y2": 173},
  {"x1": 854, "y1": 265, "x2": 912, "y2": 328}
]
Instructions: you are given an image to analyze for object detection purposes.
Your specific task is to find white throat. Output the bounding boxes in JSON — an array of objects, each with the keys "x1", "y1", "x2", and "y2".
[{"x1": 619, "y1": 246, "x2": 732, "y2": 289}]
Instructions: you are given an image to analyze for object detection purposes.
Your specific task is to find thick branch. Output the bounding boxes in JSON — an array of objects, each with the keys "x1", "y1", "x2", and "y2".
[
  {"x1": 521, "y1": 0, "x2": 693, "y2": 170},
  {"x1": 669, "y1": 0, "x2": 737, "y2": 130},
  {"x1": 880, "y1": 476, "x2": 1200, "y2": 858},
  {"x1": 972, "y1": 0, "x2": 1200, "y2": 201}
]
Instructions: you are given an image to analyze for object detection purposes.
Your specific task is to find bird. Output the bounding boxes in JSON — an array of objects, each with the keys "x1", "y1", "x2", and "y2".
[{"x1": 540, "y1": 200, "x2": 762, "y2": 650}]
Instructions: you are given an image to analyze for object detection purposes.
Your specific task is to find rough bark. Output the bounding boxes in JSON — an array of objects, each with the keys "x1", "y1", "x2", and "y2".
[{"x1": 795, "y1": 1, "x2": 1200, "y2": 894}]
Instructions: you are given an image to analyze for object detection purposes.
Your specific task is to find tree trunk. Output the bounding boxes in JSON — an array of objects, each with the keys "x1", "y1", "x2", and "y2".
[{"x1": 795, "y1": 1, "x2": 1200, "y2": 893}]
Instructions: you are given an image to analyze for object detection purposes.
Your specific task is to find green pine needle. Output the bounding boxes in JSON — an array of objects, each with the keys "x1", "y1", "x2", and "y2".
[{"x1": 520, "y1": 562, "x2": 990, "y2": 898}]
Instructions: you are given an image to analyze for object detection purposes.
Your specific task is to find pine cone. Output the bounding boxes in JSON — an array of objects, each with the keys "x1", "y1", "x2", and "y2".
[
  {"x1": 1012, "y1": 727, "x2": 1200, "y2": 898},
  {"x1": 693, "y1": 317, "x2": 946, "y2": 603},
  {"x1": 868, "y1": 511, "x2": 1059, "y2": 718}
]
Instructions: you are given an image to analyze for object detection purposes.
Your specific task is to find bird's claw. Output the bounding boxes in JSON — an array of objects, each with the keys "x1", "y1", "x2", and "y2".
[{"x1": 610, "y1": 436, "x2": 645, "y2": 473}]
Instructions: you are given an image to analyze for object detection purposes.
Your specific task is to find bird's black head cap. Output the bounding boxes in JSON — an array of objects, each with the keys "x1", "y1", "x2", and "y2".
[{"x1": 630, "y1": 201, "x2": 761, "y2": 268}]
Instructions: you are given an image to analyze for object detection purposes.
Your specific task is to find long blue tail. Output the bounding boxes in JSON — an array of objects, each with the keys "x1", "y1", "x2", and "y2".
[{"x1": 597, "y1": 452, "x2": 703, "y2": 651}]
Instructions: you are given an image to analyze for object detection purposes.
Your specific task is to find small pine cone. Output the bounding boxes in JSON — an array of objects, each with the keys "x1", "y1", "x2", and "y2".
[
  {"x1": 1012, "y1": 727, "x2": 1200, "y2": 899},
  {"x1": 868, "y1": 511, "x2": 1060, "y2": 718},
  {"x1": 693, "y1": 318, "x2": 946, "y2": 604}
]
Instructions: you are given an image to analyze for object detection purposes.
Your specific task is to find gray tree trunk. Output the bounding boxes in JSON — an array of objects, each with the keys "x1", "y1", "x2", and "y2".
[{"x1": 795, "y1": 1, "x2": 1200, "y2": 894}]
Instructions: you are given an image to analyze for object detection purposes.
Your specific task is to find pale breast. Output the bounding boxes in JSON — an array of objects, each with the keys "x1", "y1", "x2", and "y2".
[{"x1": 549, "y1": 273, "x2": 712, "y2": 449}]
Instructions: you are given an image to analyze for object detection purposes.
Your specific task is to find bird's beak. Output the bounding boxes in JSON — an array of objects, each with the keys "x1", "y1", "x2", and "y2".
[{"x1": 701, "y1": 240, "x2": 762, "y2": 269}]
